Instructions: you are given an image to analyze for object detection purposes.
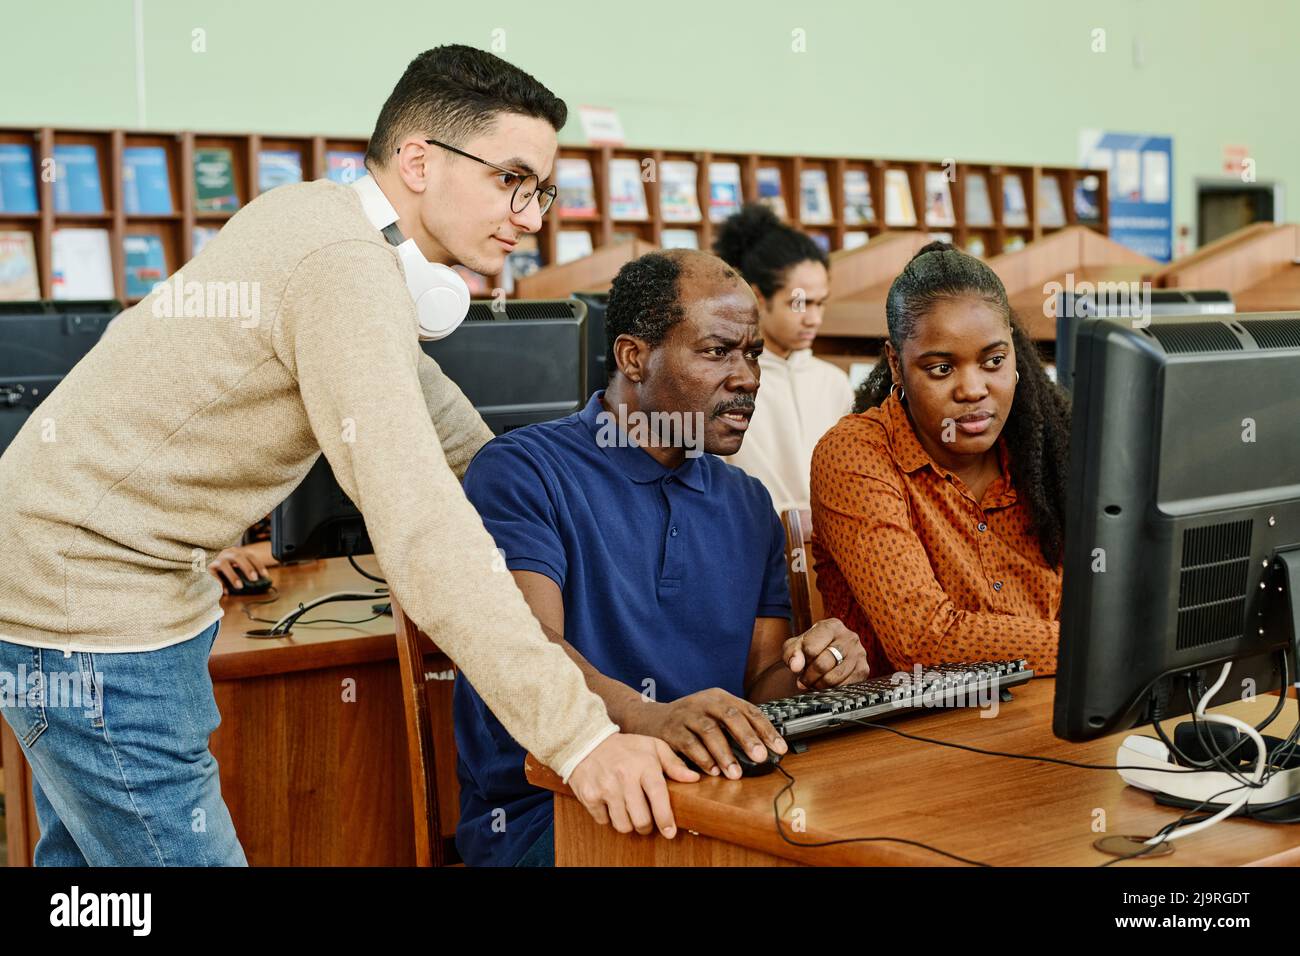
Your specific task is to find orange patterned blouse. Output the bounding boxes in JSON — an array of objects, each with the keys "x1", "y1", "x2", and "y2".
[{"x1": 809, "y1": 392, "x2": 1061, "y2": 678}]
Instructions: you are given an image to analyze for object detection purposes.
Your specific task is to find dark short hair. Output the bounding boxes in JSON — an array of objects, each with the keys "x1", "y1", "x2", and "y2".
[
  {"x1": 365, "y1": 45, "x2": 567, "y2": 169},
  {"x1": 603, "y1": 250, "x2": 742, "y2": 375}
]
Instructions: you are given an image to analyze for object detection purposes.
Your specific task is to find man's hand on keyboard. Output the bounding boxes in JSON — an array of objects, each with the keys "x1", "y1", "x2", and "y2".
[
  {"x1": 621, "y1": 688, "x2": 788, "y2": 780},
  {"x1": 783, "y1": 618, "x2": 869, "y2": 690}
]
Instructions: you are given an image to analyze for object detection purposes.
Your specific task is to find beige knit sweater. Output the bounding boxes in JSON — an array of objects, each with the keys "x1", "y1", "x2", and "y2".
[{"x1": 0, "y1": 179, "x2": 617, "y2": 778}]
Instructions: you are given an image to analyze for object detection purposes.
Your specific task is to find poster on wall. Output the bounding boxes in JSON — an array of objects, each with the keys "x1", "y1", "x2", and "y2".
[{"x1": 1078, "y1": 129, "x2": 1173, "y2": 262}]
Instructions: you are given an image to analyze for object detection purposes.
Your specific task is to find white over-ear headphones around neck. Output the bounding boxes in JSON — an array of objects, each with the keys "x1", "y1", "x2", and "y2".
[{"x1": 350, "y1": 174, "x2": 470, "y2": 341}]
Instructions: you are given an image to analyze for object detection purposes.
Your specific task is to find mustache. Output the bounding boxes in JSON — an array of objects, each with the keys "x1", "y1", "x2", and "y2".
[{"x1": 712, "y1": 396, "x2": 756, "y2": 417}]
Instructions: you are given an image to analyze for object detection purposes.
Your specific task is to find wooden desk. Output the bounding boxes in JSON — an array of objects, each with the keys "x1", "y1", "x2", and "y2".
[
  {"x1": 526, "y1": 678, "x2": 1300, "y2": 866},
  {"x1": 2, "y1": 557, "x2": 459, "y2": 866}
]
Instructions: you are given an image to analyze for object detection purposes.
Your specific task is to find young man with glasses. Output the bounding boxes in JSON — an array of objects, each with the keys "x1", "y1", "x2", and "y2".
[{"x1": 0, "y1": 45, "x2": 694, "y2": 866}]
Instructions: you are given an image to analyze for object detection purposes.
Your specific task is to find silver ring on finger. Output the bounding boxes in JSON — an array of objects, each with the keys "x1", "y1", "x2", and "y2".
[{"x1": 828, "y1": 645, "x2": 844, "y2": 666}]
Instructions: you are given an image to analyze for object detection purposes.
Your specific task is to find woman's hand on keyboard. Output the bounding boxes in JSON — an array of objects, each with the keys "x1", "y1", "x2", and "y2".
[{"x1": 783, "y1": 618, "x2": 870, "y2": 690}]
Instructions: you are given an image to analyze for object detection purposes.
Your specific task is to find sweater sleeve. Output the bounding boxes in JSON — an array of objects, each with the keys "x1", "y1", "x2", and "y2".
[
  {"x1": 273, "y1": 240, "x2": 617, "y2": 778},
  {"x1": 810, "y1": 431, "x2": 1059, "y2": 674}
]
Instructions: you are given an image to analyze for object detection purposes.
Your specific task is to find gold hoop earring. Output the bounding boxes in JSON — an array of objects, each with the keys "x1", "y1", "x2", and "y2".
[
  {"x1": 1015, "y1": 370, "x2": 1021, "y2": 384},
  {"x1": 890, "y1": 382, "x2": 905, "y2": 402}
]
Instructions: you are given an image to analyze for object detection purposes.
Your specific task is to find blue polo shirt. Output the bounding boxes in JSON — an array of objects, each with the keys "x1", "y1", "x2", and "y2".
[{"x1": 453, "y1": 390, "x2": 791, "y2": 866}]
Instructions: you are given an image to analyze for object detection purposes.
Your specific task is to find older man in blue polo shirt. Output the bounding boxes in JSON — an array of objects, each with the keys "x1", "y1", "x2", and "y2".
[{"x1": 453, "y1": 249, "x2": 870, "y2": 866}]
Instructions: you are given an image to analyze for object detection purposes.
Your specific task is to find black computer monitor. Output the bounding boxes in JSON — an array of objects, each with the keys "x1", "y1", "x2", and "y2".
[
  {"x1": 272, "y1": 298, "x2": 587, "y2": 562},
  {"x1": 571, "y1": 290, "x2": 608, "y2": 397},
  {"x1": 1053, "y1": 311, "x2": 1300, "y2": 742},
  {"x1": 1053, "y1": 288, "x2": 1234, "y2": 394},
  {"x1": 0, "y1": 300, "x2": 119, "y2": 456}
]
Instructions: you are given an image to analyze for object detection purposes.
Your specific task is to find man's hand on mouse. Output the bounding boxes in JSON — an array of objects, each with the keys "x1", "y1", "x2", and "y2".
[
  {"x1": 208, "y1": 541, "x2": 277, "y2": 595},
  {"x1": 620, "y1": 687, "x2": 787, "y2": 780},
  {"x1": 783, "y1": 618, "x2": 869, "y2": 690}
]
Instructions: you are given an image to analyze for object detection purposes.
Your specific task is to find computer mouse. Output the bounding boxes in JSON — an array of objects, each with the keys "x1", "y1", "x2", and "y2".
[
  {"x1": 230, "y1": 567, "x2": 273, "y2": 595},
  {"x1": 681, "y1": 741, "x2": 781, "y2": 778}
]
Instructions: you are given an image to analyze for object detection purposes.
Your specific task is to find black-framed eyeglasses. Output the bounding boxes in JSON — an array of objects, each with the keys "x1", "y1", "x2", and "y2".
[{"x1": 401, "y1": 138, "x2": 557, "y2": 217}]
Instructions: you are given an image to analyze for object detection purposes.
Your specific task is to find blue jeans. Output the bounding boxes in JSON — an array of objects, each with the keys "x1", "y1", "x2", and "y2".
[{"x1": 0, "y1": 621, "x2": 247, "y2": 866}]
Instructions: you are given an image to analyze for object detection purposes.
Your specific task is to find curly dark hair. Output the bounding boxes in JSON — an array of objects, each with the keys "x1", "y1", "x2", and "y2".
[
  {"x1": 713, "y1": 203, "x2": 829, "y2": 298},
  {"x1": 604, "y1": 249, "x2": 740, "y2": 376},
  {"x1": 366, "y1": 45, "x2": 567, "y2": 169},
  {"x1": 855, "y1": 241, "x2": 1072, "y2": 567}
]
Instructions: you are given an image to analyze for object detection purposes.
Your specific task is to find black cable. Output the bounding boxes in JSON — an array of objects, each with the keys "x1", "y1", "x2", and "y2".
[
  {"x1": 292, "y1": 613, "x2": 384, "y2": 627},
  {"x1": 348, "y1": 553, "x2": 386, "y2": 584},
  {"x1": 769, "y1": 763, "x2": 992, "y2": 867},
  {"x1": 1098, "y1": 782, "x2": 1247, "y2": 867}
]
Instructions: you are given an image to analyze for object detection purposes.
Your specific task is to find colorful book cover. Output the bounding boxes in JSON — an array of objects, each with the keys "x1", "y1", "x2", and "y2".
[
  {"x1": 799, "y1": 169, "x2": 833, "y2": 225},
  {"x1": 556, "y1": 158, "x2": 598, "y2": 219},
  {"x1": 883, "y1": 169, "x2": 916, "y2": 227},
  {"x1": 924, "y1": 171, "x2": 956, "y2": 227},
  {"x1": 1002, "y1": 175, "x2": 1029, "y2": 227},
  {"x1": 0, "y1": 230, "x2": 40, "y2": 300},
  {"x1": 964, "y1": 173, "x2": 994, "y2": 227},
  {"x1": 809, "y1": 232, "x2": 832, "y2": 253},
  {"x1": 325, "y1": 151, "x2": 365, "y2": 185},
  {"x1": 193, "y1": 147, "x2": 239, "y2": 212},
  {"x1": 52, "y1": 144, "x2": 105, "y2": 214},
  {"x1": 965, "y1": 235, "x2": 987, "y2": 257},
  {"x1": 192, "y1": 226, "x2": 221, "y2": 256},
  {"x1": 1002, "y1": 235, "x2": 1026, "y2": 253},
  {"x1": 1038, "y1": 175, "x2": 1067, "y2": 228},
  {"x1": 661, "y1": 229, "x2": 699, "y2": 250},
  {"x1": 124, "y1": 233, "x2": 168, "y2": 298},
  {"x1": 1074, "y1": 173, "x2": 1102, "y2": 223},
  {"x1": 556, "y1": 229, "x2": 594, "y2": 264},
  {"x1": 51, "y1": 228, "x2": 114, "y2": 299},
  {"x1": 258, "y1": 150, "x2": 303, "y2": 192},
  {"x1": 122, "y1": 146, "x2": 173, "y2": 214},
  {"x1": 708, "y1": 162, "x2": 742, "y2": 223},
  {"x1": 842, "y1": 231, "x2": 869, "y2": 250},
  {"x1": 659, "y1": 160, "x2": 701, "y2": 223},
  {"x1": 505, "y1": 236, "x2": 543, "y2": 288},
  {"x1": 842, "y1": 170, "x2": 875, "y2": 225},
  {"x1": 0, "y1": 144, "x2": 39, "y2": 214},
  {"x1": 607, "y1": 158, "x2": 648, "y2": 220},
  {"x1": 756, "y1": 167, "x2": 787, "y2": 220}
]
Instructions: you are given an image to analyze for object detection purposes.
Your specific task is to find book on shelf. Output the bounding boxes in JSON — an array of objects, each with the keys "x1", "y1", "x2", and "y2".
[
  {"x1": 325, "y1": 150, "x2": 365, "y2": 185},
  {"x1": 611, "y1": 229, "x2": 639, "y2": 245},
  {"x1": 923, "y1": 171, "x2": 956, "y2": 227},
  {"x1": 708, "y1": 162, "x2": 742, "y2": 223},
  {"x1": 556, "y1": 157, "x2": 598, "y2": 219},
  {"x1": 52, "y1": 144, "x2": 105, "y2": 214},
  {"x1": 799, "y1": 168, "x2": 833, "y2": 225},
  {"x1": 659, "y1": 160, "x2": 701, "y2": 223},
  {"x1": 0, "y1": 144, "x2": 39, "y2": 214},
  {"x1": 258, "y1": 150, "x2": 303, "y2": 192},
  {"x1": 1038, "y1": 175, "x2": 1066, "y2": 228},
  {"x1": 0, "y1": 231, "x2": 40, "y2": 300},
  {"x1": 503, "y1": 236, "x2": 542, "y2": 293},
  {"x1": 756, "y1": 166, "x2": 787, "y2": 219},
  {"x1": 51, "y1": 227, "x2": 113, "y2": 299},
  {"x1": 964, "y1": 235, "x2": 987, "y2": 257},
  {"x1": 1002, "y1": 174, "x2": 1029, "y2": 227},
  {"x1": 964, "y1": 172, "x2": 994, "y2": 227},
  {"x1": 842, "y1": 169, "x2": 875, "y2": 225},
  {"x1": 122, "y1": 146, "x2": 173, "y2": 215},
  {"x1": 1003, "y1": 235, "x2": 1026, "y2": 253},
  {"x1": 607, "y1": 158, "x2": 648, "y2": 220},
  {"x1": 556, "y1": 229, "x2": 594, "y2": 264},
  {"x1": 192, "y1": 226, "x2": 221, "y2": 257},
  {"x1": 193, "y1": 147, "x2": 240, "y2": 213},
  {"x1": 661, "y1": 229, "x2": 699, "y2": 250},
  {"x1": 842, "y1": 231, "x2": 869, "y2": 250},
  {"x1": 808, "y1": 232, "x2": 831, "y2": 254},
  {"x1": 927, "y1": 232, "x2": 954, "y2": 244},
  {"x1": 124, "y1": 234, "x2": 168, "y2": 298},
  {"x1": 1074, "y1": 173, "x2": 1102, "y2": 223},
  {"x1": 883, "y1": 169, "x2": 916, "y2": 226}
]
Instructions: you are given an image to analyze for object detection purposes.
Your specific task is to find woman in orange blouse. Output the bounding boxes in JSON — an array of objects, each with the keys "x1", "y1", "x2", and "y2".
[{"x1": 810, "y1": 241, "x2": 1071, "y2": 677}]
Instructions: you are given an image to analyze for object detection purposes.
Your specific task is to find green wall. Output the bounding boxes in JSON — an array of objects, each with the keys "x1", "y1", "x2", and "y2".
[{"x1": 5, "y1": 0, "x2": 1294, "y2": 248}]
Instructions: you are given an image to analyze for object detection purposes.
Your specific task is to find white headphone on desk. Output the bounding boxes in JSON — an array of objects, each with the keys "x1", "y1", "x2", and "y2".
[{"x1": 350, "y1": 174, "x2": 470, "y2": 341}]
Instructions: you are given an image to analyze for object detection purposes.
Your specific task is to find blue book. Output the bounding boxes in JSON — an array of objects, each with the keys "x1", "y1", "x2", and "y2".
[
  {"x1": 0, "y1": 144, "x2": 39, "y2": 213},
  {"x1": 258, "y1": 150, "x2": 303, "y2": 192},
  {"x1": 53, "y1": 144, "x2": 105, "y2": 214},
  {"x1": 122, "y1": 146, "x2": 173, "y2": 214},
  {"x1": 123, "y1": 233, "x2": 167, "y2": 298}
]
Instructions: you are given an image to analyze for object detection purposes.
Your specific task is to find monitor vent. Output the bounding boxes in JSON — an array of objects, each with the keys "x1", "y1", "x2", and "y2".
[
  {"x1": 1147, "y1": 322, "x2": 1242, "y2": 355},
  {"x1": 1239, "y1": 318, "x2": 1300, "y2": 350},
  {"x1": 465, "y1": 301, "x2": 578, "y2": 322},
  {"x1": 1176, "y1": 519, "x2": 1252, "y2": 650}
]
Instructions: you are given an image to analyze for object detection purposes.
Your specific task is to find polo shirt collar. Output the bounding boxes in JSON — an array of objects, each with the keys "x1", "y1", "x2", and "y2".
[
  {"x1": 579, "y1": 391, "x2": 710, "y2": 492},
  {"x1": 881, "y1": 392, "x2": 1017, "y2": 507}
]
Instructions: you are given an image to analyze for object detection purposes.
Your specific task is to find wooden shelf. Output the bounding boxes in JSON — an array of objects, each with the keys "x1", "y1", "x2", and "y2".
[{"x1": 1151, "y1": 222, "x2": 1300, "y2": 312}]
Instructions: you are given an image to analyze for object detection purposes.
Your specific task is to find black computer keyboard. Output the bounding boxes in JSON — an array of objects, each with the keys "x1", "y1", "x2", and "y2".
[{"x1": 758, "y1": 659, "x2": 1033, "y2": 742}]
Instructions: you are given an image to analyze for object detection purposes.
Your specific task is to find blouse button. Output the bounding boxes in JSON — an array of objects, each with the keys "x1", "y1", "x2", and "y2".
[
  {"x1": 977, "y1": 522, "x2": 988, "y2": 533},
  {"x1": 993, "y1": 581, "x2": 1003, "y2": 591}
]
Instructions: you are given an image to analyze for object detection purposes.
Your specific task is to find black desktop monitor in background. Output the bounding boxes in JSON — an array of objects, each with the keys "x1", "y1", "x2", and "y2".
[
  {"x1": 570, "y1": 291, "x2": 609, "y2": 397},
  {"x1": 0, "y1": 300, "x2": 119, "y2": 456},
  {"x1": 1053, "y1": 288, "x2": 1234, "y2": 394},
  {"x1": 1053, "y1": 311, "x2": 1300, "y2": 742},
  {"x1": 272, "y1": 299, "x2": 587, "y2": 562}
]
